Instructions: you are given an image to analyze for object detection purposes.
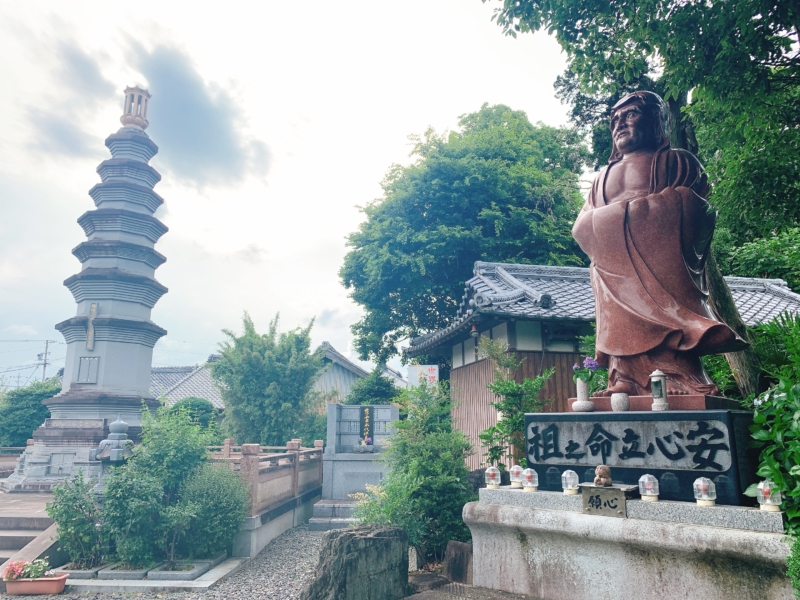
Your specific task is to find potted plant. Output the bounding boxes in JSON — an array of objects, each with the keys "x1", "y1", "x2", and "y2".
[
  {"x1": 572, "y1": 357, "x2": 599, "y2": 412},
  {"x1": 3, "y1": 559, "x2": 69, "y2": 595}
]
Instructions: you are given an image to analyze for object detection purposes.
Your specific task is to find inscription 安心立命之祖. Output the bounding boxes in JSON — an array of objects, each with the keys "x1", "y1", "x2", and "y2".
[{"x1": 527, "y1": 419, "x2": 731, "y2": 471}]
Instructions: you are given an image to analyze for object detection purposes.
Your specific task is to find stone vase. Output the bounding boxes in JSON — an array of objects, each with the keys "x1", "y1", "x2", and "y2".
[
  {"x1": 610, "y1": 393, "x2": 630, "y2": 412},
  {"x1": 572, "y1": 379, "x2": 595, "y2": 412}
]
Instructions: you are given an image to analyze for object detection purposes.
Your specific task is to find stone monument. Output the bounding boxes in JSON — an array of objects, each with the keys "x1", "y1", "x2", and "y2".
[
  {"x1": 572, "y1": 91, "x2": 747, "y2": 401},
  {"x1": 2, "y1": 87, "x2": 168, "y2": 492}
]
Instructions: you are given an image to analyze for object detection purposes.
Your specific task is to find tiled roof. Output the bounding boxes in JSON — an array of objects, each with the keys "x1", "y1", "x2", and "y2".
[
  {"x1": 406, "y1": 261, "x2": 800, "y2": 356},
  {"x1": 151, "y1": 363, "x2": 225, "y2": 410},
  {"x1": 320, "y1": 341, "x2": 369, "y2": 378},
  {"x1": 150, "y1": 366, "x2": 195, "y2": 398}
]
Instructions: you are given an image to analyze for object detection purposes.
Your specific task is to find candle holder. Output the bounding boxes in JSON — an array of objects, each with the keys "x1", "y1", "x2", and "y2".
[
  {"x1": 485, "y1": 466, "x2": 501, "y2": 489},
  {"x1": 562, "y1": 470, "x2": 579, "y2": 495},
  {"x1": 509, "y1": 465, "x2": 524, "y2": 488},
  {"x1": 693, "y1": 477, "x2": 716, "y2": 506},
  {"x1": 650, "y1": 370, "x2": 669, "y2": 411},
  {"x1": 757, "y1": 480, "x2": 782, "y2": 512},
  {"x1": 638, "y1": 474, "x2": 659, "y2": 502},
  {"x1": 522, "y1": 468, "x2": 538, "y2": 492}
]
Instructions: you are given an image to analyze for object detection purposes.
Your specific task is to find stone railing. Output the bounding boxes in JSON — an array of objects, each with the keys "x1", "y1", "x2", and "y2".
[{"x1": 208, "y1": 439, "x2": 324, "y2": 517}]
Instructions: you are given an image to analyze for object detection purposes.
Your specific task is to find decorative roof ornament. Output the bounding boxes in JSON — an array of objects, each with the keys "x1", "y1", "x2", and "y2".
[{"x1": 120, "y1": 86, "x2": 151, "y2": 130}]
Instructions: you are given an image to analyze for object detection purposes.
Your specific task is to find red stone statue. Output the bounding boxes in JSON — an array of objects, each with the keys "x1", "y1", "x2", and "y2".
[{"x1": 572, "y1": 91, "x2": 747, "y2": 397}]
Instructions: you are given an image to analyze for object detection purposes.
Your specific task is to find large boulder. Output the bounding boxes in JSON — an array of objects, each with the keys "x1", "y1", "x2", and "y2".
[{"x1": 301, "y1": 525, "x2": 409, "y2": 600}]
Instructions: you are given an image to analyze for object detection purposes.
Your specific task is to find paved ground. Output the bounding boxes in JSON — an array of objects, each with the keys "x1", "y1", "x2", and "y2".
[
  {"x1": 407, "y1": 583, "x2": 538, "y2": 599},
  {"x1": 0, "y1": 493, "x2": 51, "y2": 519}
]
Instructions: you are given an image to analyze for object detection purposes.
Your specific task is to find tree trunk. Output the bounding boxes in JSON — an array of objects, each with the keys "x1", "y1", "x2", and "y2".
[
  {"x1": 669, "y1": 92, "x2": 758, "y2": 397},
  {"x1": 706, "y1": 251, "x2": 762, "y2": 398}
]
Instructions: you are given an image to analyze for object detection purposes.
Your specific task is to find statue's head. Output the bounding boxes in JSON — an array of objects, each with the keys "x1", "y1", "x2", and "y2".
[{"x1": 608, "y1": 91, "x2": 669, "y2": 162}]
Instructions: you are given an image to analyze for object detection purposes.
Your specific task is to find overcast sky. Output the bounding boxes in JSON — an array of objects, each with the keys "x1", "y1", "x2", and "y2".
[{"x1": 0, "y1": 0, "x2": 570, "y2": 386}]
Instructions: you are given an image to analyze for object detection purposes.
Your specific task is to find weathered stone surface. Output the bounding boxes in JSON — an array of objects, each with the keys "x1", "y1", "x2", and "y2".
[
  {"x1": 464, "y1": 501, "x2": 793, "y2": 600},
  {"x1": 408, "y1": 573, "x2": 448, "y2": 592},
  {"x1": 300, "y1": 525, "x2": 409, "y2": 600},
  {"x1": 441, "y1": 541, "x2": 473, "y2": 585}
]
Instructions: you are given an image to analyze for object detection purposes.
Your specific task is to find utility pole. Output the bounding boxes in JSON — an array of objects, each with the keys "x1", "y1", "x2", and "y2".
[{"x1": 39, "y1": 340, "x2": 54, "y2": 382}]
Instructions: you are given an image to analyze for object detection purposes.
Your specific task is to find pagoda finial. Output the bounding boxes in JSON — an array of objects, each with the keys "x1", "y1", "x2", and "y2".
[{"x1": 120, "y1": 86, "x2": 151, "y2": 130}]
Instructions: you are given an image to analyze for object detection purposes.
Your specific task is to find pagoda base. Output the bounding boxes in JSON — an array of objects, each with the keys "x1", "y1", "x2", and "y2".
[{"x1": 568, "y1": 394, "x2": 740, "y2": 412}]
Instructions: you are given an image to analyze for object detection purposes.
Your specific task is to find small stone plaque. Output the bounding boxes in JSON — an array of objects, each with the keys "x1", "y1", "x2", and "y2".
[
  {"x1": 580, "y1": 484, "x2": 636, "y2": 518},
  {"x1": 45, "y1": 419, "x2": 105, "y2": 429}
]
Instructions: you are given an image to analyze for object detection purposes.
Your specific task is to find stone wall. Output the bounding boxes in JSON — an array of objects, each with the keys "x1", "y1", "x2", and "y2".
[{"x1": 300, "y1": 525, "x2": 409, "y2": 600}]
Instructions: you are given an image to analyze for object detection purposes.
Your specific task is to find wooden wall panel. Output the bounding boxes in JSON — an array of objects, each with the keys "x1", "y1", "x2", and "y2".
[{"x1": 451, "y1": 351, "x2": 582, "y2": 471}]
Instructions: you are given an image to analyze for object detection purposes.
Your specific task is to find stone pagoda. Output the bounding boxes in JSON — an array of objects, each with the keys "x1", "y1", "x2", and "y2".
[{"x1": 2, "y1": 87, "x2": 168, "y2": 492}]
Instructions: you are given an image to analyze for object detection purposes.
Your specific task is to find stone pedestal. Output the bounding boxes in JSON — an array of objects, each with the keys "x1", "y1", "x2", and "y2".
[
  {"x1": 464, "y1": 490, "x2": 792, "y2": 600},
  {"x1": 524, "y1": 410, "x2": 758, "y2": 504},
  {"x1": 568, "y1": 394, "x2": 740, "y2": 412}
]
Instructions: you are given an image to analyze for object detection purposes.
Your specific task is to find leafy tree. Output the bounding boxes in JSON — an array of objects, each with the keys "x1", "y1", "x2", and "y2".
[
  {"x1": 353, "y1": 383, "x2": 475, "y2": 563},
  {"x1": 0, "y1": 377, "x2": 60, "y2": 447},
  {"x1": 170, "y1": 396, "x2": 218, "y2": 429},
  {"x1": 211, "y1": 313, "x2": 325, "y2": 445},
  {"x1": 726, "y1": 229, "x2": 800, "y2": 292},
  {"x1": 476, "y1": 338, "x2": 553, "y2": 468},
  {"x1": 343, "y1": 367, "x2": 401, "y2": 405},
  {"x1": 340, "y1": 103, "x2": 588, "y2": 362}
]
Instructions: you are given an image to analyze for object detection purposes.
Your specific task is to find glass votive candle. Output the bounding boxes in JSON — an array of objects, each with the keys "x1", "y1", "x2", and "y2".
[
  {"x1": 693, "y1": 477, "x2": 716, "y2": 506},
  {"x1": 509, "y1": 465, "x2": 524, "y2": 488},
  {"x1": 638, "y1": 474, "x2": 659, "y2": 502},
  {"x1": 757, "y1": 480, "x2": 782, "y2": 512},
  {"x1": 522, "y1": 468, "x2": 538, "y2": 492},
  {"x1": 562, "y1": 470, "x2": 579, "y2": 495},
  {"x1": 485, "y1": 466, "x2": 501, "y2": 489}
]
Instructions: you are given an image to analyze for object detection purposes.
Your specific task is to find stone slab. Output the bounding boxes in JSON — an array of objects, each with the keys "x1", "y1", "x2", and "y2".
[
  {"x1": 147, "y1": 560, "x2": 212, "y2": 580},
  {"x1": 441, "y1": 541, "x2": 473, "y2": 585},
  {"x1": 464, "y1": 501, "x2": 793, "y2": 600},
  {"x1": 404, "y1": 583, "x2": 536, "y2": 599},
  {"x1": 524, "y1": 410, "x2": 757, "y2": 504},
  {"x1": 479, "y1": 487, "x2": 784, "y2": 533},
  {"x1": 65, "y1": 557, "x2": 248, "y2": 592},
  {"x1": 97, "y1": 561, "x2": 163, "y2": 580},
  {"x1": 409, "y1": 573, "x2": 449, "y2": 592},
  {"x1": 568, "y1": 394, "x2": 740, "y2": 412}
]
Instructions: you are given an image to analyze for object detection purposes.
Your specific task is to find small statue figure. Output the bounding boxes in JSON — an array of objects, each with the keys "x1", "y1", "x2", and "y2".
[{"x1": 594, "y1": 465, "x2": 612, "y2": 487}]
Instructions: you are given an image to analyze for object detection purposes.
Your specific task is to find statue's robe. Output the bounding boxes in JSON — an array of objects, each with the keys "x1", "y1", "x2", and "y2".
[{"x1": 572, "y1": 146, "x2": 746, "y2": 393}]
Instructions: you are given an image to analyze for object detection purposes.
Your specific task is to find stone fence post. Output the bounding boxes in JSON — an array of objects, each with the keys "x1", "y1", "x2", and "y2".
[
  {"x1": 240, "y1": 443, "x2": 261, "y2": 516},
  {"x1": 314, "y1": 440, "x2": 324, "y2": 484},
  {"x1": 287, "y1": 439, "x2": 301, "y2": 496},
  {"x1": 222, "y1": 438, "x2": 235, "y2": 459}
]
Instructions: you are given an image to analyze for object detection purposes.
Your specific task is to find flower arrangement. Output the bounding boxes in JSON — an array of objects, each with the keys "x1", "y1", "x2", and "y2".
[
  {"x1": 573, "y1": 357, "x2": 600, "y2": 383},
  {"x1": 2, "y1": 559, "x2": 57, "y2": 581},
  {"x1": 358, "y1": 437, "x2": 373, "y2": 446}
]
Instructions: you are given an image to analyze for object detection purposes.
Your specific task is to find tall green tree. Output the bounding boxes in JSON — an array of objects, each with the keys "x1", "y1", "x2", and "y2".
[
  {"x1": 0, "y1": 377, "x2": 60, "y2": 447},
  {"x1": 342, "y1": 367, "x2": 401, "y2": 405},
  {"x1": 211, "y1": 313, "x2": 325, "y2": 446},
  {"x1": 341, "y1": 103, "x2": 588, "y2": 362}
]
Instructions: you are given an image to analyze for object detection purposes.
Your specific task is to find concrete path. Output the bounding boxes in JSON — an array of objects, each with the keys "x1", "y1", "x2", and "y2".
[
  {"x1": 0, "y1": 493, "x2": 52, "y2": 520},
  {"x1": 406, "y1": 582, "x2": 539, "y2": 599}
]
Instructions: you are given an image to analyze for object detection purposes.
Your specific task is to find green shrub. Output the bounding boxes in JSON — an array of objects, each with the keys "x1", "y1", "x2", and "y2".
[
  {"x1": 748, "y1": 379, "x2": 800, "y2": 533},
  {"x1": 789, "y1": 536, "x2": 800, "y2": 598},
  {"x1": 102, "y1": 465, "x2": 163, "y2": 567},
  {"x1": 46, "y1": 473, "x2": 106, "y2": 569},
  {"x1": 342, "y1": 367, "x2": 401, "y2": 405},
  {"x1": 752, "y1": 312, "x2": 800, "y2": 386},
  {"x1": 133, "y1": 405, "x2": 212, "y2": 503},
  {"x1": 178, "y1": 463, "x2": 249, "y2": 559},
  {"x1": 0, "y1": 378, "x2": 60, "y2": 446},
  {"x1": 353, "y1": 383, "x2": 475, "y2": 563},
  {"x1": 170, "y1": 397, "x2": 218, "y2": 429},
  {"x1": 477, "y1": 338, "x2": 553, "y2": 467}
]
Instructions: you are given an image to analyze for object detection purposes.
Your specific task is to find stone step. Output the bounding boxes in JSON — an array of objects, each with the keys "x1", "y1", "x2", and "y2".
[
  {"x1": 0, "y1": 530, "x2": 41, "y2": 550},
  {"x1": 0, "y1": 549, "x2": 16, "y2": 563},
  {"x1": 0, "y1": 516, "x2": 54, "y2": 531},
  {"x1": 307, "y1": 517, "x2": 359, "y2": 531},
  {"x1": 311, "y1": 500, "x2": 357, "y2": 519}
]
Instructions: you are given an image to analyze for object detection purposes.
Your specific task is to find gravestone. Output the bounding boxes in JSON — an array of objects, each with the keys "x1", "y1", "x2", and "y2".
[{"x1": 322, "y1": 403, "x2": 399, "y2": 499}]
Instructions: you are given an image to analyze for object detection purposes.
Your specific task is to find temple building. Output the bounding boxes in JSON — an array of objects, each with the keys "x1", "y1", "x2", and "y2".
[
  {"x1": 406, "y1": 261, "x2": 800, "y2": 470},
  {"x1": 2, "y1": 87, "x2": 168, "y2": 491}
]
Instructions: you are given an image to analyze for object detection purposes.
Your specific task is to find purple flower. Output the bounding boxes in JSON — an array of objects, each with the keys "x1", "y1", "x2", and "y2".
[
  {"x1": 573, "y1": 364, "x2": 580, "y2": 371},
  {"x1": 583, "y1": 357, "x2": 599, "y2": 371},
  {"x1": 365, "y1": 437, "x2": 373, "y2": 444}
]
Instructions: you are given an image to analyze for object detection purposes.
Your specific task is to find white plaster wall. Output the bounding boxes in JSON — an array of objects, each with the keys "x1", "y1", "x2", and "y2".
[{"x1": 516, "y1": 321, "x2": 542, "y2": 351}]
